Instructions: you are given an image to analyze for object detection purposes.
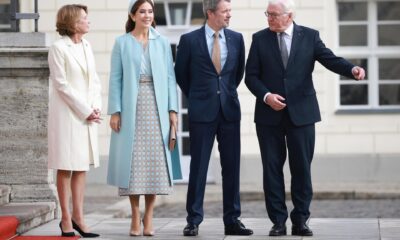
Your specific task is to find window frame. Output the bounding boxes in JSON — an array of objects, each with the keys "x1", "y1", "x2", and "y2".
[
  {"x1": 155, "y1": 0, "x2": 203, "y2": 29},
  {"x1": 154, "y1": 0, "x2": 208, "y2": 182},
  {"x1": 0, "y1": 0, "x2": 13, "y2": 32},
  {"x1": 336, "y1": 0, "x2": 400, "y2": 112}
]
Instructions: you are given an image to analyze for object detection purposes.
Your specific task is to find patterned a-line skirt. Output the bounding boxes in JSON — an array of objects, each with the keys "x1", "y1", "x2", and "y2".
[{"x1": 119, "y1": 75, "x2": 172, "y2": 196}]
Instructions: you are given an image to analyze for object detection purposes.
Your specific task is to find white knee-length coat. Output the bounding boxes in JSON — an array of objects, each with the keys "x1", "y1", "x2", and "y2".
[{"x1": 47, "y1": 36, "x2": 102, "y2": 171}]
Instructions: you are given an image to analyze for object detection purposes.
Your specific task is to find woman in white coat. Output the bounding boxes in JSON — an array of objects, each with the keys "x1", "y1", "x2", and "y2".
[{"x1": 48, "y1": 4, "x2": 101, "y2": 238}]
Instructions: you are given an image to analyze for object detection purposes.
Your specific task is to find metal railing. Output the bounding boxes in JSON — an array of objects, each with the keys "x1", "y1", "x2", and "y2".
[{"x1": 0, "y1": 0, "x2": 39, "y2": 32}]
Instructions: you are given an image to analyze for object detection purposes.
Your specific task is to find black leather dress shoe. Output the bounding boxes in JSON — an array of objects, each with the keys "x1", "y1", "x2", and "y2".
[
  {"x1": 269, "y1": 224, "x2": 287, "y2": 236},
  {"x1": 225, "y1": 220, "x2": 253, "y2": 236},
  {"x1": 292, "y1": 223, "x2": 313, "y2": 236},
  {"x1": 183, "y1": 223, "x2": 199, "y2": 236}
]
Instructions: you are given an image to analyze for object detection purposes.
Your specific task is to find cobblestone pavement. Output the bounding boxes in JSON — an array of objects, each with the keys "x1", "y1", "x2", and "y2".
[
  {"x1": 154, "y1": 199, "x2": 400, "y2": 218},
  {"x1": 83, "y1": 184, "x2": 400, "y2": 218}
]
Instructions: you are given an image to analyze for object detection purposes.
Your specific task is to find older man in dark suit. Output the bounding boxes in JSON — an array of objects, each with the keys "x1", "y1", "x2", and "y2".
[
  {"x1": 175, "y1": 0, "x2": 252, "y2": 237},
  {"x1": 245, "y1": 0, "x2": 365, "y2": 237}
]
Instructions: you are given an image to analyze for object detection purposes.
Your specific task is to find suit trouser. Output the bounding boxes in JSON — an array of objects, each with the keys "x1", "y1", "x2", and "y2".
[
  {"x1": 186, "y1": 110, "x2": 241, "y2": 226},
  {"x1": 256, "y1": 110, "x2": 315, "y2": 225}
]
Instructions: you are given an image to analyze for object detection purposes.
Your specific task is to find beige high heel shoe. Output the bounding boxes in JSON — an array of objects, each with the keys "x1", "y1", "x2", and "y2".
[
  {"x1": 129, "y1": 216, "x2": 141, "y2": 236},
  {"x1": 142, "y1": 217, "x2": 154, "y2": 236}
]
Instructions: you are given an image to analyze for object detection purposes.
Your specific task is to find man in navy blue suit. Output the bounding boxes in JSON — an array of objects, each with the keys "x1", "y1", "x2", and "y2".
[
  {"x1": 245, "y1": 0, "x2": 365, "y2": 237},
  {"x1": 175, "y1": 0, "x2": 252, "y2": 237}
]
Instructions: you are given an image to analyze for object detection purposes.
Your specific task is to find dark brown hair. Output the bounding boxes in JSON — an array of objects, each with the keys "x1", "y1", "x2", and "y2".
[
  {"x1": 125, "y1": 0, "x2": 156, "y2": 33},
  {"x1": 56, "y1": 4, "x2": 88, "y2": 36}
]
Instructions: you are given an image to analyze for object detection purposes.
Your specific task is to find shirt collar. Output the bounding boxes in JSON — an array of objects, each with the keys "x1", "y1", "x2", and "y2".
[
  {"x1": 282, "y1": 22, "x2": 294, "y2": 37},
  {"x1": 205, "y1": 23, "x2": 225, "y2": 39}
]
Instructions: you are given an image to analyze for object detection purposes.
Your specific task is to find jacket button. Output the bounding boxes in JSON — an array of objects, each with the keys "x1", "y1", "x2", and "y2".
[{"x1": 217, "y1": 91, "x2": 221, "y2": 94}]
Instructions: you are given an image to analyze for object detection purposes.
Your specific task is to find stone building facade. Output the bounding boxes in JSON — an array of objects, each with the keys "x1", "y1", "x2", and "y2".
[{"x1": 9, "y1": 0, "x2": 400, "y2": 187}]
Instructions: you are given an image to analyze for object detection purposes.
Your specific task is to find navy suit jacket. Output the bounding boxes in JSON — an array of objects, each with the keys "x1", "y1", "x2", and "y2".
[
  {"x1": 245, "y1": 23, "x2": 356, "y2": 126},
  {"x1": 175, "y1": 26, "x2": 245, "y2": 123}
]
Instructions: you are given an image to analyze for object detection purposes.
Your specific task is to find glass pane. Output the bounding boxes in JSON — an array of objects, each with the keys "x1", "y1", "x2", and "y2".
[
  {"x1": 379, "y1": 59, "x2": 400, "y2": 80},
  {"x1": 181, "y1": 94, "x2": 188, "y2": 109},
  {"x1": 170, "y1": 44, "x2": 177, "y2": 62},
  {"x1": 378, "y1": 1, "x2": 400, "y2": 21},
  {"x1": 169, "y1": 3, "x2": 187, "y2": 25},
  {"x1": 0, "y1": 3, "x2": 11, "y2": 32},
  {"x1": 182, "y1": 136, "x2": 190, "y2": 155},
  {"x1": 182, "y1": 114, "x2": 189, "y2": 132},
  {"x1": 0, "y1": 4, "x2": 9, "y2": 24},
  {"x1": 340, "y1": 59, "x2": 368, "y2": 80},
  {"x1": 340, "y1": 85, "x2": 368, "y2": 105},
  {"x1": 339, "y1": 25, "x2": 367, "y2": 46},
  {"x1": 191, "y1": 2, "x2": 204, "y2": 25},
  {"x1": 379, "y1": 84, "x2": 400, "y2": 105},
  {"x1": 378, "y1": 25, "x2": 400, "y2": 46},
  {"x1": 338, "y1": 2, "x2": 367, "y2": 21},
  {"x1": 154, "y1": 3, "x2": 166, "y2": 26}
]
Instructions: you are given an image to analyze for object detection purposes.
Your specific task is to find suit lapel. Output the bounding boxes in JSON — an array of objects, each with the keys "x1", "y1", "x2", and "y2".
[
  {"x1": 287, "y1": 23, "x2": 304, "y2": 68},
  {"x1": 197, "y1": 26, "x2": 213, "y2": 67},
  {"x1": 82, "y1": 39, "x2": 92, "y2": 80},
  {"x1": 63, "y1": 36, "x2": 89, "y2": 76},
  {"x1": 221, "y1": 29, "x2": 231, "y2": 74},
  {"x1": 266, "y1": 29, "x2": 284, "y2": 69}
]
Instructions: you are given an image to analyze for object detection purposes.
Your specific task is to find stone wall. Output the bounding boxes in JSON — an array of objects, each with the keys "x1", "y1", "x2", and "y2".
[{"x1": 0, "y1": 33, "x2": 57, "y2": 204}]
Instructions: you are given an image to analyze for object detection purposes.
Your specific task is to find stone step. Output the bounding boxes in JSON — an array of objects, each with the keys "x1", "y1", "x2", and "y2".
[
  {"x1": 0, "y1": 185, "x2": 11, "y2": 206},
  {"x1": 0, "y1": 202, "x2": 56, "y2": 234},
  {"x1": 0, "y1": 33, "x2": 46, "y2": 48}
]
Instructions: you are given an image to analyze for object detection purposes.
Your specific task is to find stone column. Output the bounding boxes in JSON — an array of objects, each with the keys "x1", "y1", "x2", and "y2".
[{"x1": 0, "y1": 33, "x2": 57, "y2": 206}]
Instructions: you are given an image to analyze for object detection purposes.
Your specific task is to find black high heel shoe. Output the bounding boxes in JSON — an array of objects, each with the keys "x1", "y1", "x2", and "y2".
[
  {"x1": 59, "y1": 221, "x2": 75, "y2": 237},
  {"x1": 72, "y1": 219, "x2": 100, "y2": 238}
]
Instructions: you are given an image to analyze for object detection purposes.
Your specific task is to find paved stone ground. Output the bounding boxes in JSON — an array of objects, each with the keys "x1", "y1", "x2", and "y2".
[
  {"x1": 154, "y1": 199, "x2": 400, "y2": 218},
  {"x1": 24, "y1": 183, "x2": 400, "y2": 239},
  {"x1": 83, "y1": 183, "x2": 400, "y2": 218},
  {"x1": 84, "y1": 192, "x2": 400, "y2": 219},
  {"x1": 24, "y1": 217, "x2": 400, "y2": 239}
]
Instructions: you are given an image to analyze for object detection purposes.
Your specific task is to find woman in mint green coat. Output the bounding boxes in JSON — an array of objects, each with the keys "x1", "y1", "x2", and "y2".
[{"x1": 107, "y1": 0, "x2": 181, "y2": 236}]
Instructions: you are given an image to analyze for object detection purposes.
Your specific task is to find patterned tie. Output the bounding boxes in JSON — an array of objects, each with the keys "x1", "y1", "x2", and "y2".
[
  {"x1": 212, "y1": 31, "x2": 221, "y2": 74},
  {"x1": 279, "y1": 32, "x2": 289, "y2": 68}
]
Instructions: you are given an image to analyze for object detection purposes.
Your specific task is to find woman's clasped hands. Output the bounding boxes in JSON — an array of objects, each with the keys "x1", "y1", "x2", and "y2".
[{"x1": 87, "y1": 108, "x2": 102, "y2": 124}]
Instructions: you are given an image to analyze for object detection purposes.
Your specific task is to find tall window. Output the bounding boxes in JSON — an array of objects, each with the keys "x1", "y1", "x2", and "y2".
[
  {"x1": 154, "y1": 0, "x2": 203, "y2": 27},
  {"x1": 0, "y1": 0, "x2": 12, "y2": 32},
  {"x1": 155, "y1": 0, "x2": 204, "y2": 181},
  {"x1": 337, "y1": 0, "x2": 400, "y2": 110}
]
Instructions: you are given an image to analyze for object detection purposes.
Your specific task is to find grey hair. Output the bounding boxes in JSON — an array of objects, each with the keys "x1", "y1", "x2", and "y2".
[
  {"x1": 268, "y1": 0, "x2": 295, "y2": 14},
  {"x1": 202, "y1": 0, "x2": 231, "y2": 18}
]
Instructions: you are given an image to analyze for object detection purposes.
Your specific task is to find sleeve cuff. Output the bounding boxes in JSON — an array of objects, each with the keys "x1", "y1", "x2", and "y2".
[{"x1": 263, "y1": 92, "x2": 271, "y2": 103}]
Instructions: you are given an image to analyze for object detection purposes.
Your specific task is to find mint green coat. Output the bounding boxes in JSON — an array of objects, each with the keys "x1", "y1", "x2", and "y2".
[{"x1": 107, "y1": 28, "x2": 182, "y2": 188}]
